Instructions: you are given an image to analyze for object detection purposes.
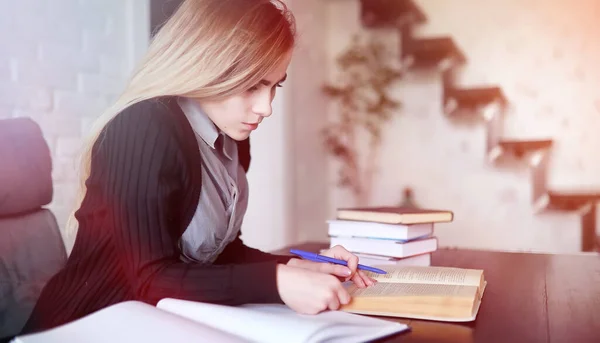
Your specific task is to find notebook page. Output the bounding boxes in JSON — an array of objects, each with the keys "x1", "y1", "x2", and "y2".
[
  {"x1": 241, "y1": 304, "x2": 408, "y2": 343},
  {"x1": 11, "y1": 301, "x2": 247, "y2": 343},
  {"x1": 157, "y1": 298, "x2": 323, "y2": 343},
  {"x1": 367, "y1": 266, "x2": 483, "y2": 287},
  {"x1": 157, "y1": 298, "x2": 408, "y2": 343}
]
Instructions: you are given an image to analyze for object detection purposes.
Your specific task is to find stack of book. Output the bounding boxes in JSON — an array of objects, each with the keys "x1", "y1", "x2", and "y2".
[{"x1": 327, "y1": 206, "x2": 454, "y2": 267}]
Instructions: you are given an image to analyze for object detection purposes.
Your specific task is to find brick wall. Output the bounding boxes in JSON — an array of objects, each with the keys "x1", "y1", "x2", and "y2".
[{"x1": 0, "y1": 0, "x2": 145, "y2": 249}]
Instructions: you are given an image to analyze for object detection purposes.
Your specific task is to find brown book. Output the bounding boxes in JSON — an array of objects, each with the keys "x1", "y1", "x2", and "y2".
[
  {"x1": 336, "y1": 206, "x2": 453, "y2": 224},
  {"x1": 341, "y1": 266, "x2": 487, "y2": 322}
]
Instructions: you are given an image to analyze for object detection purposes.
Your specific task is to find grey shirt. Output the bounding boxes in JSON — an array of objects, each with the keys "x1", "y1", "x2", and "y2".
[{"x1": 177, "y1": 97, "x2": 249, "y2": 263}]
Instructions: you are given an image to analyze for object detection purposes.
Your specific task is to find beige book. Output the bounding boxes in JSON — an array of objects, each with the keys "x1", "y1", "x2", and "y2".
[
  {"x1": 336, "y1": 206, "x2": 453, "y2": 224},
  {"x1": 341, "y1": 266, "x2": 487, "y2": 322}
]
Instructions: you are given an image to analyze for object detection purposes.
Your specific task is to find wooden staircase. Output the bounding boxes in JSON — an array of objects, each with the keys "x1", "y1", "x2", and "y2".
[{"x1": 358, "y1": 0, "x2": 600, "y2": 251}]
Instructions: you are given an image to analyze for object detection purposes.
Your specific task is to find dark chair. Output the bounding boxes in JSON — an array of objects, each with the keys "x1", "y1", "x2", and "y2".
[{"x1": 0, "y1": 117, "x2": 67, "y2": 340}]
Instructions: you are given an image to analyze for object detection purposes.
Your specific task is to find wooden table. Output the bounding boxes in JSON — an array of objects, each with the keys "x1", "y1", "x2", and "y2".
[{"x1": 274, "y1": 242, "x2": 600, "y2": 343}]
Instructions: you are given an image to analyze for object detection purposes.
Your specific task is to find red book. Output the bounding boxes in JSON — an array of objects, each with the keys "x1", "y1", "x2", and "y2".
[{"x1": 336, "y1": 206, "x2": 453, "y2": 225}]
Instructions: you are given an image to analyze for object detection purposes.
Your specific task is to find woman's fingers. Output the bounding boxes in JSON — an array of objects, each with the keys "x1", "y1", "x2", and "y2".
[
  {"x1": 322, "y1": 245, "x2": 360, "y2": 276},
  {"x1": 288, "y1": 258, "x2": 352, "y2": 277},
  {"x1": 357, "y1": 270, "x2": 376, "y2": 286}
]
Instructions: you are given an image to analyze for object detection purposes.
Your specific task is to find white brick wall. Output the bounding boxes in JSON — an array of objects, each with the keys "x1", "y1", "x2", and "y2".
[{"x1": 0, "y1": 0, "x2": 147, "y2": 249}]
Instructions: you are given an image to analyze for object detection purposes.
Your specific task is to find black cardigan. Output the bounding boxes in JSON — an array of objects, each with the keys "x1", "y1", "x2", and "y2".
[{"x1": 21, "y1": 97, "x2": 291, "y2": 334}]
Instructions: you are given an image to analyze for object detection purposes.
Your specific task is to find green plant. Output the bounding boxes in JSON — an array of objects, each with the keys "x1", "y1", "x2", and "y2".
[{"x1": 322, "y1": 34, "x2": 402, "y2": 205}]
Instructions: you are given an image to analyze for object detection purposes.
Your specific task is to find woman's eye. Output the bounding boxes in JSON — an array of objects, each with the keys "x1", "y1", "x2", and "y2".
[
  {"x1": 276, "y1": 83, "x2": 283, "y2": 88},
  {"x1": 247, "y1": 86, "x2": 258, "y2": 92}
]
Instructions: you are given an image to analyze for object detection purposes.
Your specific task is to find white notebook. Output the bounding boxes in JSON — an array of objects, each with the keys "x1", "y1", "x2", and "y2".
[{"x1": 12, "y1": 299, "x2": 409, "y2": 343}]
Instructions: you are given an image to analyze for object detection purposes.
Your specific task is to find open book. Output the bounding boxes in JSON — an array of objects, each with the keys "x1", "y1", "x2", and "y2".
[
  {"x1": 341, "y1": 266, "x2": 486, "y2": 322},
  {"x1": 12, "y1": 299, "x2": 409, "y2": 343}
]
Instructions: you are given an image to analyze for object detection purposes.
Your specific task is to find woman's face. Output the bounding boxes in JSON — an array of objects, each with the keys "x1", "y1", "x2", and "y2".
[{"x1": 198, "y1": 50, "x2": 293, "y2": 141}]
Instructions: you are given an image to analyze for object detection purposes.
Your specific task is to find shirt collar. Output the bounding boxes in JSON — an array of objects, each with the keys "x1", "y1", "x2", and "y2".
[
  {"x1": 177, "y1": 97, "x2": 235, "y2": 160},
  {"x1": 217, "y1": 132, "x2": 236, "y2": 161}
]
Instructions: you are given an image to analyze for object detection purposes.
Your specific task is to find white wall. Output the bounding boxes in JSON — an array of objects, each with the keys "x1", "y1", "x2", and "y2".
[
  {"x1": 242, "y1": 0, "x2": 332, "y2": 251},
  {"x1": 323, "y1": 0, "x2": 600, "y2": 253},
  {"x1": 0, "y1": 0, "x2": 148, "y2": 251},
  {"x1": 286, "y1": 0, "x2": 332, "y2": 245},
  {"x1": 243, "y1": 78, "x2": 293, "y2": 251}
]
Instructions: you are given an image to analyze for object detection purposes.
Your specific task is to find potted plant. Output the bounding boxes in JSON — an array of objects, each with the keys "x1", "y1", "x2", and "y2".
[{"x1": 322, "y1": 34, "x2": 402, "y2": 206}]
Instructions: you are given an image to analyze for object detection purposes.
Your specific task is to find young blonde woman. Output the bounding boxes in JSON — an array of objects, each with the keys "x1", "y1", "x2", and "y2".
[{"x1": 20, "y1": 0, "x2": 375, "y2": 334}]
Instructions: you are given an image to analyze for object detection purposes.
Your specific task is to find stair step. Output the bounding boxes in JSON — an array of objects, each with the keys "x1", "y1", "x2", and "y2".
[
  {"x1": 498, "y1": 139, "x2": 553, "y2": 154},
  {"x1": 360, "y1": 0, "x2": 426, "y2": 28},
  {"x1": 534, "y1": 191, "x2": 600, "y2": 212},
  {"x1": 488, "y1": 139, "x2": 553, "y2": 161},
  {"x1": 444, "y1": 86, "x2": 508, "y2": 115},
  {"x1": 402, "y1": 37, "x2": 467, "y2": 70}
]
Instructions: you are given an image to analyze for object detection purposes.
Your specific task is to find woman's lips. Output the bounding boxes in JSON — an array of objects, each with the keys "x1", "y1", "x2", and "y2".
[{"x1": 243, "y1": 122, "x2": 259, "y2": 130}]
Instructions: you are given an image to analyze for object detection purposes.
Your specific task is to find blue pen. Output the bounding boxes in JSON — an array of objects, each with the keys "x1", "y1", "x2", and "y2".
[{"x1": 290, "y1": 249, "x2": 387, "y2": 274}]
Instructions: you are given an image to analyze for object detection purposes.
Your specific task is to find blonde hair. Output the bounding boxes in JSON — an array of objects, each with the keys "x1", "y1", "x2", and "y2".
[{"x1": 67, "y1": 0, "x2": 295, "y2": 236}]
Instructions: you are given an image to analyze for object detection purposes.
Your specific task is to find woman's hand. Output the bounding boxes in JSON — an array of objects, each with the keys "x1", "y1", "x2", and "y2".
[
  {"x1": 276, "y1": 264, "x2": 350, "y2": 314},
  {"x1": 287, "y1": 245, "x2": 376, "y2": 288}
]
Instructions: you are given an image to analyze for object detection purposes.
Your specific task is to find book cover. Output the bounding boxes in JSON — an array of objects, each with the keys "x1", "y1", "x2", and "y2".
[
  {"x1": 336, "y1": 206, "x2": 453, "y2": 225},
  {"x1": 329, "y1": 236, "x2": 438, "y2": 259},
  {"x1": 327, "y1": 219, "x2": 434, "y2": 241}
]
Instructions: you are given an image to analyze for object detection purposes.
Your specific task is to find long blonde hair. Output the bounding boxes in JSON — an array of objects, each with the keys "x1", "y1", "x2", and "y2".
[{"x1": 67, "y1": 0, "x2": 296, "y2": 236}]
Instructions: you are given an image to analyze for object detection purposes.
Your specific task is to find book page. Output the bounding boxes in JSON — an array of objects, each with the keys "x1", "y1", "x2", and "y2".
[
  {"x1": 157, "y1": 298, "x2": 407, "y2": 343},
  {"x1": 367, "y1": 266, "x2": 483, "y2": 288},
  {"x1": 343, "y1": 297, "x2": 483, "y2": 323},
  {"x1": 13, "y1": 301, "x2": 247, "y2": 343},
  {"x1": 348, "y1": 282, "x2": 479, "y2": 299}
]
